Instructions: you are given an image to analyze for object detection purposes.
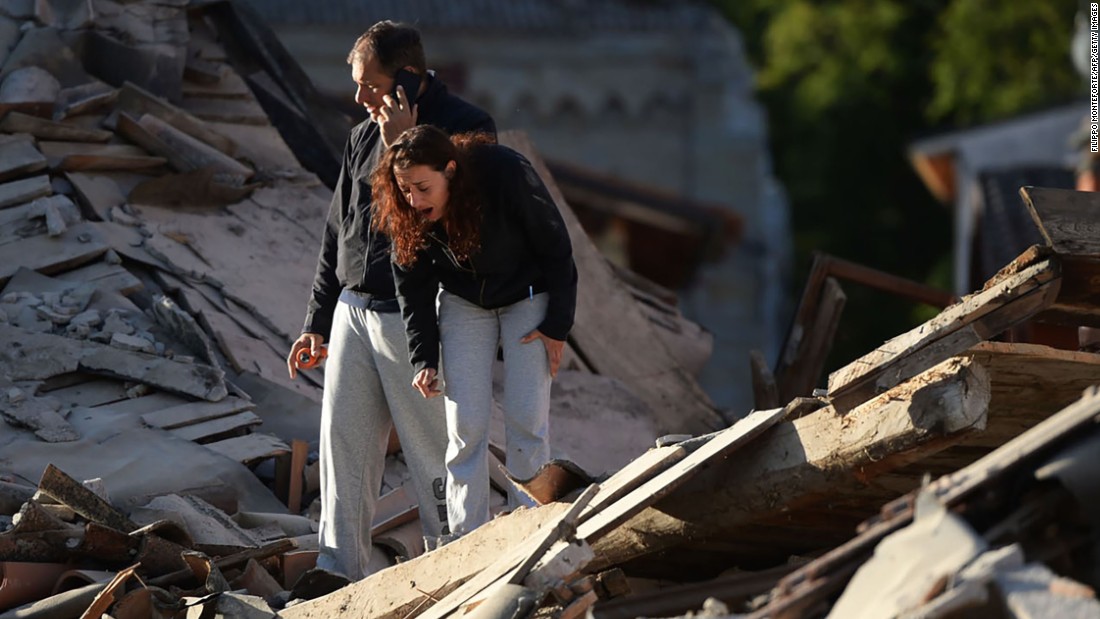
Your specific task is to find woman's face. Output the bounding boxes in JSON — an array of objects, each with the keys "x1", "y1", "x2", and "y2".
[{"x1": 394, "y1": 162, "x2": 453, "y2": 223}]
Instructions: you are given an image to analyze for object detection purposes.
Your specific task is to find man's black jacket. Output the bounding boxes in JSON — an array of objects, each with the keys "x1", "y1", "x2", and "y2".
[
  {"x1": 394, "y1": 144, "x2": 578, "y2": 373},
  {"x1": 302, "y1": 76, "x2": 496, "y2": 338}
]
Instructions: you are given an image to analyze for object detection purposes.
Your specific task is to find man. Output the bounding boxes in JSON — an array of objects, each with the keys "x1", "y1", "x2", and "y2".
[{"x1": 287, "y1": 20, "x2": 496, "y2": 581}]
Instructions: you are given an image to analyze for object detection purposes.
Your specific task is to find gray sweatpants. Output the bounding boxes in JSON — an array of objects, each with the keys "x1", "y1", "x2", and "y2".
[
  {"x1": 316, "y1": 303, "x2": 449, "y2": 580},
  {"x1": 438, "y1": 290, "x2": 552, "y2": 537}
]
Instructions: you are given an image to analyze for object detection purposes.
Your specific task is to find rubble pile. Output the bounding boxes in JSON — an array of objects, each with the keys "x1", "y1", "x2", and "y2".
[
  {"x1": 282, "y1": 184, "x2": 1100, "y2": 619},
  {"x1": 0, "y1": 1, "x2": 724, "y2": 618},
  {"x1": 4, "y1": 0, "x2": 1100, "y2": 618}
]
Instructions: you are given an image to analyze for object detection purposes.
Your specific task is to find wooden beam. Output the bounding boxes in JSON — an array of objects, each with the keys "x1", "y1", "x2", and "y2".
[
  {"x1": 749, "y1": 349, "x2": 779, "y2": 410},
  {"x1": 0, "y1": 221, "x2": 108, "y2": 284},
  {"x1": 204, "y1": 433, "x2": 289, "y2": 463},
  {"x1": 588, "y1": 356, "x2": 991, "y2": 570},
  {"x1": 577, "y1": 407, "x2": 787, "y2": 542},
  {"x1": 117, "y1": 81, "x2": 235, "y2": 155},
  {"x1": 168, "y1": 410, "x2": 262, "y2": 441},
  {"x1": 135, "y1": 113, "x2": 252, "y2": 180},
  {"x1": 38, "y1": 141, "x2": 166, "y2": 172},
  {"x1": 279, "y1": 503, "x2": 571, "y2": 619},
  {"x1": 140, "y1": 396, "x2": 254, "y2": 430},
  {"x1": 499, "y1": 131, "x2": 723, "y2": 434},
  {"x1": 826, "y1": 251, "x2": 1059, "y2": 412},
  {"x1": 0, "y1": 111, "x2": 112, "y2": 142},
  {"x1": 416, "y1": 486, "x2": 599, "y2": 619},
  {"x1": 753, "y1": 369, "x2": 1100, "y2": 618},
  {"x1": 777, "y1": 276, "x2": 846, "y2": 402},
  {"x1": 1019, "y1": 186, "x2": 1100, "y2": 256},
  {"x1": 0, "y1": 174, "x2": 51, "y2": 209}
]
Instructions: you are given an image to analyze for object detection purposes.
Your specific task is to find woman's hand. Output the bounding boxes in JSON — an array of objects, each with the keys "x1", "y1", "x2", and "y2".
[
  {"x1": 521, "y1": 330, "x2": 564, "y2": 378},
  {"x1": 287, "y1": 332, "x2": 325, "y2": 379},
  {"x1": 412, "y1": 368, "x2": 443, "y2": 398}
]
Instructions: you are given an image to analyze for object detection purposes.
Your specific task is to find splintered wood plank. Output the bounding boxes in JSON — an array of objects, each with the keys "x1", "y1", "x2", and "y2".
[
  {"x1": 1019, "y1": 186, "x2": 1100, "y2": 256},
  {"x1": 169, "y1": 410, "x2": 262, "y2": 441},
  {"x1": 55, "y1": 81, "x2": 118, "y2": 120},
  {"x1": 578, "y1": 445, "x2": 687, "y2": 522},
  {"x1": 45, "y1": 378, "x2": 130, "y2": 408},
  {"x1": 0, "y1": 221, "x2": 108, "y2": 284},
  {"x1": 117, "y1": 81, "x2": 235, "y2": 155},
  {"x1": 86, "y1": 394, "x2": 191, "y2": 420},
  {"x1": 826, "y1": 255, "x2": 1060, "y2": 410},
  {"x1": 416, "y1": 486, "x2": 600, "y2": 619},
  {"x1": 0, "y1": 139, "x2": 46, "y2": 182},
  {"x1": 0, "y1": 174, "x2": 51, "y2": 209},
  {"x1": 576, "y1": 406, "x2": 788, "y2": 542},
  {"x1": 0, "y1": 111, "x2": 112, "y2": 142},
  {"x1": 38, "y1": 141, "x2": 166, "y2": 171},
  {"x1": 55, "y1": 261, "x2": 143, "y2": 295},
  {"x1": 279, "y1": 505, "x2": 570, "y2": 619},
  {"x1": 141, "y1": 395, "x2": 254, "y2": 430},
  {"x1": 137, "y1": 113, "x2": 252, "y2": 179},
  {"x1": 778, "y1": 276, "x2": 847, "y2": 401},
  {"x1": 204, "y1": 433, "x2": 289, "y2": 463},
  {"x1": 1034, "y1": 254, "x2": 1100, "y2": 328},
  {"x1": 589, "y1": 356, "x2": 993, "y2": 571}
]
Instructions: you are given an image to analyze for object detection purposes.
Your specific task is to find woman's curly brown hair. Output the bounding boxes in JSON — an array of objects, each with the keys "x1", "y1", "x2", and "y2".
[{"x1": 371, "y1": 126, "x2": 496, "y2": 267}]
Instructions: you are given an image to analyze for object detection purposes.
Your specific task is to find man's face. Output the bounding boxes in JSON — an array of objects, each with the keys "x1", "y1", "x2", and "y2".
[{"x1": 351, "y1": 53, "x2": 392, "y2": 122}]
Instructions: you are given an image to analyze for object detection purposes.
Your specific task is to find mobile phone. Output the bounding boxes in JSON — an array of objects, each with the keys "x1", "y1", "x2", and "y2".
[{"x1": 392, "y1": 68, "x2": 422, "y2": 104}]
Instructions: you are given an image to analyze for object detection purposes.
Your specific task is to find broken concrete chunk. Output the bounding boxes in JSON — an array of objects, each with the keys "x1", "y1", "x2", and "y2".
[
  {"x1": 6, "y1": 385, "x2": 24, "y2": 403},
  {"x1": 34, "y1": 304, "x2": 72, "y2": 324},
  {"x1": 101, "y1": 310, "x2": 135, "y2": 336},
  {"x1": 43, "y1": 198, "x2": 65, "y2": 235},
  {"x1": 79, "y1": 345, "x2": 227, "y2": 401},
  {"x1": 104, "y1": 248, "x2": 121, "y2": 264},
  {"x1": 14, "y1": 304, "x2": 52, "y2": 331},
  {"x1": 110, "y1": 331, "x2": 156, "y2": 354},
  {"x1": 0, "y1": 392, "x2": 79, "y2": 442},
  {"x1": 108, "y1": 205, "x2": 141, "y2": 226},
  {"x1": 125, "y1": 382, "x2": 150, "y2": 399},
  {"x1": 69, "y1": 308, "x2": 101, "y2": 328}
]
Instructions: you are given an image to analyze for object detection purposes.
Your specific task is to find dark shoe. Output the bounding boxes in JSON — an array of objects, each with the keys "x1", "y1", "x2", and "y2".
[{"x1": 289, "y1": 566, "x2": 351, "y2": 601}]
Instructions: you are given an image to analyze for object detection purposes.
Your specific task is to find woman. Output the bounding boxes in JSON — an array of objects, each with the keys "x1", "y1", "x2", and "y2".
[{"x1": 371, "y1": 125, "x2": 577, "y2": 537}]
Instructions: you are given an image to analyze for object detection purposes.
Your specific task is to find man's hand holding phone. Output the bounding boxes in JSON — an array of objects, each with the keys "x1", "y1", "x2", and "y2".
[{"x1": 379, "y1": 69, "x2": 421, "y2": 146}]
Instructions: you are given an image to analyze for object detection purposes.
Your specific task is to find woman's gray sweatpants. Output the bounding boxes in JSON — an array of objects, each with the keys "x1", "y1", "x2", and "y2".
[
  {"x1": 438, "y1": 290, "x2": 552, "y2": 536},
  {"x1": 316, "y1": 302, "x2": 449, "y2": 580}
]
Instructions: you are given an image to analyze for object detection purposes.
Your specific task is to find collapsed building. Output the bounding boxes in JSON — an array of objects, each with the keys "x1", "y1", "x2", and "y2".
[{"x1": 3, "y1": 1, "x2": 1100, "y2": 619}]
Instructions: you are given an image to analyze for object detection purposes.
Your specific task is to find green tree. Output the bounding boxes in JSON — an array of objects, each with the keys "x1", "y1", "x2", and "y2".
[
  {"x1": 929, "y1": 0, "x2": 1081, "y2": 124},
  {"x1": 711, "y1": 0, "x2": 1082, "y2": 372}
]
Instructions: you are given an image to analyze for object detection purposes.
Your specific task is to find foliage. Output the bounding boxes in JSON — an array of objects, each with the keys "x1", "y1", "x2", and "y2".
[{"x1": 711, "y1": 0, "x2": 1083, "y2": 372}]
